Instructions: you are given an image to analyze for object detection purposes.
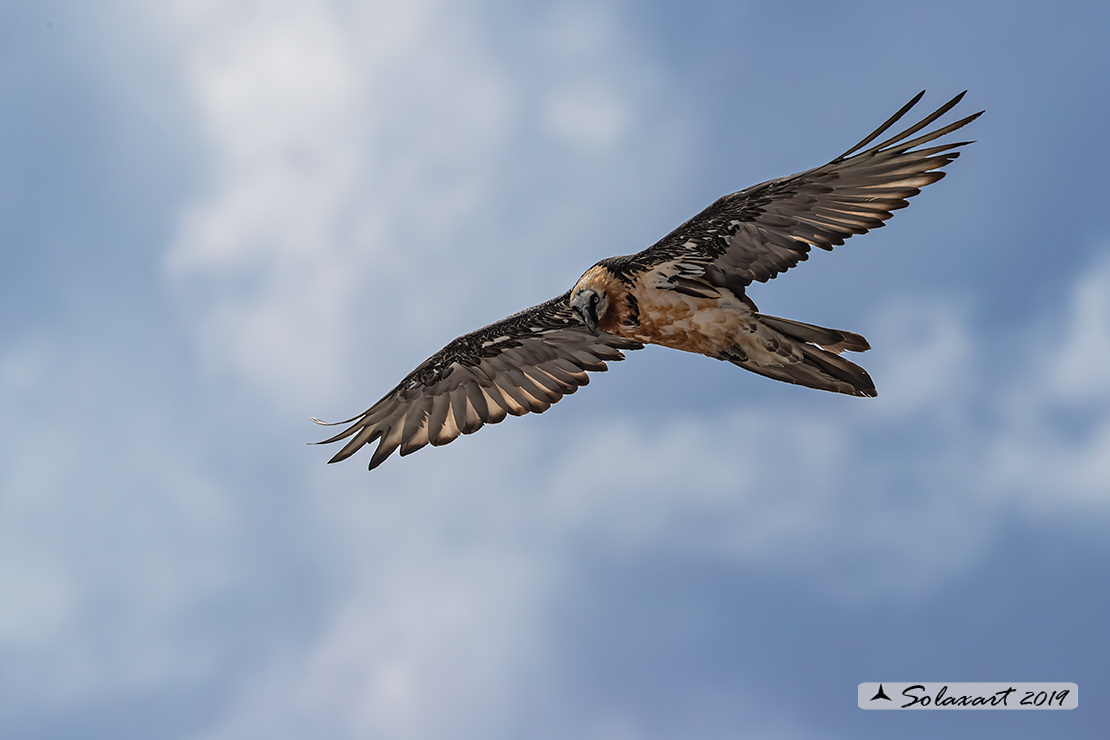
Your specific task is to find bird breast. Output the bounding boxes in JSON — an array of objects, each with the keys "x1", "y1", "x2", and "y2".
[{"x1": 621, "y1": 280, "x2": 755, "y2": 357}]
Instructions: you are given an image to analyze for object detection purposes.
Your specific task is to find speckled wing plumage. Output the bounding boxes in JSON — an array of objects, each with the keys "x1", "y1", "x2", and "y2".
[
  {"x1": 313, "y1": 291, "x2": 642, "y2": 470},
  {"x1": 620, "y1": 91, "x2": 982, "y2": 293}
]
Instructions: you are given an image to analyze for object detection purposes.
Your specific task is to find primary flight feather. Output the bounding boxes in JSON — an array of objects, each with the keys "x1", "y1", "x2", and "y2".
[{"x1": 315, "y1": 91, "x2": 982, "y2": 470}]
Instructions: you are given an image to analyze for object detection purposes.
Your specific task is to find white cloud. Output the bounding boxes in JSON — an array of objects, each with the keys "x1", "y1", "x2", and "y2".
[
  {"x1": 982, "y1": 254, "x2": 1110, "y2": 510},
  {"x1": 163, "y1": 0, "x2": 521, "y2": 409},
  {"x1": 199, "y1": 546, "x2": 547, "y2": 740},
  {"x1": 864, "y1": 299, "x2": 973, "y2": 418},
  {"x1": 163, "y1": 2, "x2": 371, "y2": 406},
  {"x1": 0, "y1": 338, "x2": 239, "y2": 707},
  {"x1": 535, "y1": 5, "x2": 640, "y2": 150},
  {"x1": 541, "y1": 82, "x2": 629, "y2": 149},
  {"x1": 1049, "y1": 256, "x2": 1110, "y2": 402},
  {"x1": 162, "y1": 0, "x2": 676, "y2": 414}
]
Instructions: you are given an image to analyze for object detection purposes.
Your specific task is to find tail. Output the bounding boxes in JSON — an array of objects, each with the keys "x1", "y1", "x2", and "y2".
[{"x1": 726, "y1": 314, "x2": 877, "y2": 397}]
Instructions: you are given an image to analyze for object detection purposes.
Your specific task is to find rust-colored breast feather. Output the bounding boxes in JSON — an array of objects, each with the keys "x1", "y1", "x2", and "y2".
[{"x1": 621, "y1": 275, "x2": 750, "y2": 357}]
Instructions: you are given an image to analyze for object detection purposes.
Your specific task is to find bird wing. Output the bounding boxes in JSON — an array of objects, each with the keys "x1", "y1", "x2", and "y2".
[
  {"x1": 628, "y1": 91, "x2": 982, "y2": 294},
  {"x1": 313, "y1": 291, "x2": 642, "y2": 470}
]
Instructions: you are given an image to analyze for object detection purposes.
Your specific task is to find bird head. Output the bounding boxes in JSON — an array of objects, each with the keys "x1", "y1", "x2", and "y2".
[{"x1": 570, "y1": 266, "x2": 612, "y2": 335}]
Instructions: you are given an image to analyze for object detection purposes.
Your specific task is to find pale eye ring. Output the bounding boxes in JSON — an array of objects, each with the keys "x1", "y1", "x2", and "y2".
[{"x1": 589, "y1": 293, "x2": 600, "y2": 307}]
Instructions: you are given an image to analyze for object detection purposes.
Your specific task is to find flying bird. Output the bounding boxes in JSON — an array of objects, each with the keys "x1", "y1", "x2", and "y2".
[{"x1": 315, "y1": 91, "x2": 981, "y2": 470}]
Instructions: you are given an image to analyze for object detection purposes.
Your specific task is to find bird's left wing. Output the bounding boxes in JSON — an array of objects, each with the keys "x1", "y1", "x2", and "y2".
[
  {"x1": 626, "y1": 91, "x2": 982, "y2": 293},
  {"x1": 313, "y1": 291, "x2": 642, "y2": 470}
]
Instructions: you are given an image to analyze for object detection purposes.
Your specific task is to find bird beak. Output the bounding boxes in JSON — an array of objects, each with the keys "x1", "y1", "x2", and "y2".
[
  {"x1": 575, "y1": 305, "x2": 599, "y2": 335},
  {"x1": 571, "y1": 292, "x2": 600, "y2": 335}
]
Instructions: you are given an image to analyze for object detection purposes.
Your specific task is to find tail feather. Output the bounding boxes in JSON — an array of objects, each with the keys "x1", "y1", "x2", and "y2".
[
  {"x1": 796, "y1": 343, "x2": 877, "y2": 396},
  {"x1": 757, "y1": 314, "x2": 871, "y2": 353},
  {"x1": 725, "y1": 314, "x2": 877, "y2": 397}
]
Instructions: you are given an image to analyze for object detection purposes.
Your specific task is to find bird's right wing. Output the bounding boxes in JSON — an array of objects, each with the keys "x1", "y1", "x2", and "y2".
[{"x1": 313, "y1": 291, "x2": 642, "y2": 470}]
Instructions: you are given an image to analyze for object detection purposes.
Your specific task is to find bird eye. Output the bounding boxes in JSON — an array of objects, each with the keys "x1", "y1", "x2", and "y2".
[{"x1": 590, "y1": 293, "x2": 600, "y2": 307}]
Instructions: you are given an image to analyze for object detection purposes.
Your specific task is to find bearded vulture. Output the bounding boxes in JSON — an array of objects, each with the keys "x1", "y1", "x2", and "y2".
[{"x1": 314, "y1": 91, "x2": 981, "y2": 470}]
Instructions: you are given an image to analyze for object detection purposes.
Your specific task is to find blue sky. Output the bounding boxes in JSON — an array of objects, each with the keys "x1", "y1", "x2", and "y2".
[{"x1": 3, "y1": 1, "x2": 1109, "y2": 738}]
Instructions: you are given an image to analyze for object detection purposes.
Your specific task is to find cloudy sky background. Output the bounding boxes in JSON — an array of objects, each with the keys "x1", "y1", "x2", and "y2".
[{"x1": 4, "y1": 1, "x2": 1109, "y2": 738}]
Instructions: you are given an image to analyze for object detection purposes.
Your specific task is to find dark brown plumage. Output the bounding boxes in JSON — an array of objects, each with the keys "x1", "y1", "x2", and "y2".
[{"x1": 315, "y1": 91, "x2": 981, "y2": 470}]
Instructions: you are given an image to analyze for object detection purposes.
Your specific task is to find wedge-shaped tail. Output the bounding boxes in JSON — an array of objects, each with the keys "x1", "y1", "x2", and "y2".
[{"x1": 727, "y1": 314, "x2": 877, "y2": 397}]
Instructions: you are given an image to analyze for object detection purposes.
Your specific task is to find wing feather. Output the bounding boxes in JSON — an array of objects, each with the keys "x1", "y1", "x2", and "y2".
[
  {"x1": 314, "y1": 291, "x2": 642, "y2": 469},
  {"x1": 492, "y1": 374, "x2": 536, "y2": 415},
  {"x1": 536, "y1": 361, "x2": 583, "y2": 390},
  {"x1": 624, "y1": 92, "x2": 982, "y2": 288},
  {"x1": 399, "y1": 395, "x2": 431, "y2": 455},
  {"x1": 479, "y1": 385, "x2": 509, "y2": 424},
  {"x1": 465, "y1": 384, "x2": 491, "y2": 425},
  {"x1": 368, "y1": 423, "x2": 404, "y2": 471},
  {"x1": 450, "y1": 385, "x2": 482, "y2": 435},
  {"x1": 427, "y1": 393, "x2": 456, "y2": 446},
  {"x1": 505, "y1": 366, "x2": 555, "y2": 410},
  {"x1": 522, "y1": 366, "x2": 565, "y2": 398}
]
